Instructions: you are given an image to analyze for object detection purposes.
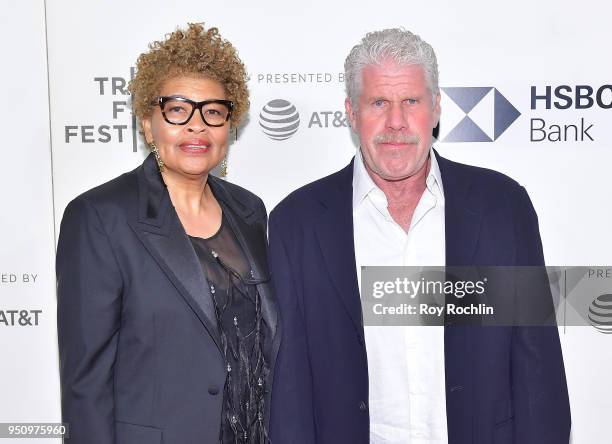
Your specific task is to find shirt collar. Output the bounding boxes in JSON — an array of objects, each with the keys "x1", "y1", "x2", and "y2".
[
  {"x1": 352, "y1": 148, "x2": 378, "y2": 209},
  {"x1": 427, "y1": 148, "x2": 445, "y2": 200},
  {"x1": 352, "y1": 147, "x2": 445, "y2": 210}
]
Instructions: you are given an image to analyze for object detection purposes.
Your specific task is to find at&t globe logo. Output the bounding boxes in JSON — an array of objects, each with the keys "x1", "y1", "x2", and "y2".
[
  {"x1": 588, "y1": 294, "x2": 612, "y2": 334},
  {"x1": 259, "y1": 99, "x2": 300, "y2": 141}
]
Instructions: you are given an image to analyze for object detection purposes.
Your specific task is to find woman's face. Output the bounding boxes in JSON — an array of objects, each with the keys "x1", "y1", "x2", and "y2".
[{"x1": 142, "y1": 76, "x2": 230, "y2": 180}]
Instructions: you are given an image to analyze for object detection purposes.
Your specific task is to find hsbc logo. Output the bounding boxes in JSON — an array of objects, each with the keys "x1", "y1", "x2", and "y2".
[{"x1": 440, "y1": 87, "x2": 521, "y2": 143}]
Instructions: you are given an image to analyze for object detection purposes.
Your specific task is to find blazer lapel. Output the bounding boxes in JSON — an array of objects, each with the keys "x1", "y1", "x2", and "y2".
[
  {"x1": 437, "y1": 153, "x2": 482, "y2": 267},
  {"x1": 437, "y1": 151, "x2": 483, "y2": 443},
  {"x1": 129, "y1": 154, "x2": 222, "y2": 353},
  {"x1": 314, "y1": 161, "x2": 363, "y2": 340}
]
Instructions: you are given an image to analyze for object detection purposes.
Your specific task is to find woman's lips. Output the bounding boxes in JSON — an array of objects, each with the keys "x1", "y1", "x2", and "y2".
[{"x1": 179, "y1": 140, "x2": 211, "y2": 153}]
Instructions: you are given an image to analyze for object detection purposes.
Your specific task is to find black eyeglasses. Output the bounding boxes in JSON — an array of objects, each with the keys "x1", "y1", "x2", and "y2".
[{"x1": 152, "y1": 96, "x2": 233, "y2": 126}]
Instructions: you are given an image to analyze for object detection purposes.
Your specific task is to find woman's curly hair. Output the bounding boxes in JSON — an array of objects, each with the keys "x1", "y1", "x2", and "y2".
[{"x1": 129, "y1": 23, "x2": 249, "y2": 127}]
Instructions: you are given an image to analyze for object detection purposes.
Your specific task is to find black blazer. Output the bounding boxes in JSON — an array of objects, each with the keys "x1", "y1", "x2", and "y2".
[
  {"x1": 269, "y1": 153, "x2": 570, "y2": 444},
  {"x1": 57, "y1": 154, "x2": 280, "y2": 444}
]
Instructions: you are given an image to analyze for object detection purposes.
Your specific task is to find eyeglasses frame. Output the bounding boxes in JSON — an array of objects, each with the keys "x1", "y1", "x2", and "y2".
[{"x1": 152, "y1": 96, "x2": 234, "y2": 127}]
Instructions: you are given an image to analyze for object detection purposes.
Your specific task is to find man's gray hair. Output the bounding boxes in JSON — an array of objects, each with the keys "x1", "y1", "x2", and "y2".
[{"x1": 344, "y1": 28, "x2": 439, "y2": 106}]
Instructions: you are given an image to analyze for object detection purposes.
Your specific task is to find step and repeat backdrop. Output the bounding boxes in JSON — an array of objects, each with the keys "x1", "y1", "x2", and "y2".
[{"x1": 2, "y1": 0, "x2": 611, "y2": 442}]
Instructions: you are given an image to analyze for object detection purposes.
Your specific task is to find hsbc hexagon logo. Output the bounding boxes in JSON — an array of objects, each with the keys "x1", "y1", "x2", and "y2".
[{"x1": 441, "y1": 87, "x2": 521, "y2": 143}]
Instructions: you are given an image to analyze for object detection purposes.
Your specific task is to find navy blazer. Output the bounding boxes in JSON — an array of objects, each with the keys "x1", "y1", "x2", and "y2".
[
  {"x1": 269, "y1": 153, "x2": 570, "y2": 444},
  {"x1": 57, "y1": 154, "x2": 280, "y2": 444}
]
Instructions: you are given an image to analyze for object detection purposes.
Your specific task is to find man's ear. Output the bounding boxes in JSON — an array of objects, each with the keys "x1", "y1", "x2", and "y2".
[
  {"x1": 432, "y1": 93, "x2": 441, "y2": 128},
  {"x1": 345, "y1": 97, "x2": 358, "y2": 132}
]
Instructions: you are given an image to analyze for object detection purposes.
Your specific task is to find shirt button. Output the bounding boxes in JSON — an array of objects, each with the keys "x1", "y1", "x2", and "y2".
[
  {"x1": 208, "y1": 386, "x2": 220, "y2": 395},
  {"x1": 359, "y1": 401, "x2": 367, "y2": 411}
]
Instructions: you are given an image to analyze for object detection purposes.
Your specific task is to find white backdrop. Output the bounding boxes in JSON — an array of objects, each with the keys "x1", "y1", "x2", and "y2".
[
  {"x1": 0, "y1": 1, "x2": 60, "y2": 443},
  {"x1": 1, "y1": 0, "x2": 610, "y2": 442}
]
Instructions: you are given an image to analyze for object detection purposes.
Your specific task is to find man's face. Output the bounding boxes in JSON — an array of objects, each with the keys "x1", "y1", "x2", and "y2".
[{"x1": 346, "y1": 62, "x2": 441, "y2": 181}]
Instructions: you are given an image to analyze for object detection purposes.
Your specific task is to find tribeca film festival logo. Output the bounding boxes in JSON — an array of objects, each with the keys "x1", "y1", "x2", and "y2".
[
  {"x1": 259, "y1": 99, "x2": 349, "y2": 141},
  {"x1": 64, "y1": 69, "x2": 140, "y2": 152}
]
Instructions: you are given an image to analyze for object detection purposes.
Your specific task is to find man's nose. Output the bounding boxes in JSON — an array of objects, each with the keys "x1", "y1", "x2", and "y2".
[{"x1": 385, "y1": 102, "x2": 408, "y2": 131}]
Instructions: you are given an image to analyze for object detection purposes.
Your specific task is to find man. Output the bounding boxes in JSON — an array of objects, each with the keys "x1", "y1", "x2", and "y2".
[{"x1": 269, "y1": 29, "x2": 570, "y2": 443}]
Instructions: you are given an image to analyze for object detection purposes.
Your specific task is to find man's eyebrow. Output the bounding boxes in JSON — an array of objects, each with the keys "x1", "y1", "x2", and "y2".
[{"x1": 366, "y1": 96, "x2": 388, "y2": 101}]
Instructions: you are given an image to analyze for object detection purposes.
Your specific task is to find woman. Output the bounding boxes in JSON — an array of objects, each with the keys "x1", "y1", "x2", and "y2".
[{"x1": 57, "y1": 23, "x2": 279, "y2": 444}]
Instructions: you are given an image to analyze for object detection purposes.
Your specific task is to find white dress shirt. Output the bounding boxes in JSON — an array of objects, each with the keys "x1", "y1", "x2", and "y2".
[{"x1": 353, "y1": 148, "x2": 448, "y2": 444}]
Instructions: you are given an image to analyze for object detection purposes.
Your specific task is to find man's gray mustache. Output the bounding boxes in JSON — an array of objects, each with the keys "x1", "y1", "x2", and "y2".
[{"x1": 373, "y1": 134, "x2": 420, "y2": 144}]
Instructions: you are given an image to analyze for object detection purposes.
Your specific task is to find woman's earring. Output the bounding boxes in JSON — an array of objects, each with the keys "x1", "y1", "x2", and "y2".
[
  {"x1": 220, "y1": 157, "x2": 228, "y2": 177},
  {"x1": 150, "y1": 142, "x2": 165, "y2": 172}
]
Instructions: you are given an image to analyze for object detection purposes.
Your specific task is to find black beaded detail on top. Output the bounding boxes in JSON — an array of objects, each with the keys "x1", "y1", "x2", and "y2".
[{"x1": 190, "y1": 215, "x2": 270, "y2": 444}]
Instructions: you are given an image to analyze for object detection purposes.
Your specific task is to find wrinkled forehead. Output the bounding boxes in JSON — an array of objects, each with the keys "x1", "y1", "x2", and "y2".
[{"x1": 360, "y1": 63, "x2": 429, "y2": 92}]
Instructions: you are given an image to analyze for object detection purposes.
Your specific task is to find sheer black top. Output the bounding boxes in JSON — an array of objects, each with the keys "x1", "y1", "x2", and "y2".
[{"x1": 189, "y1": 214, "x2": 270, "y2": 443}]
